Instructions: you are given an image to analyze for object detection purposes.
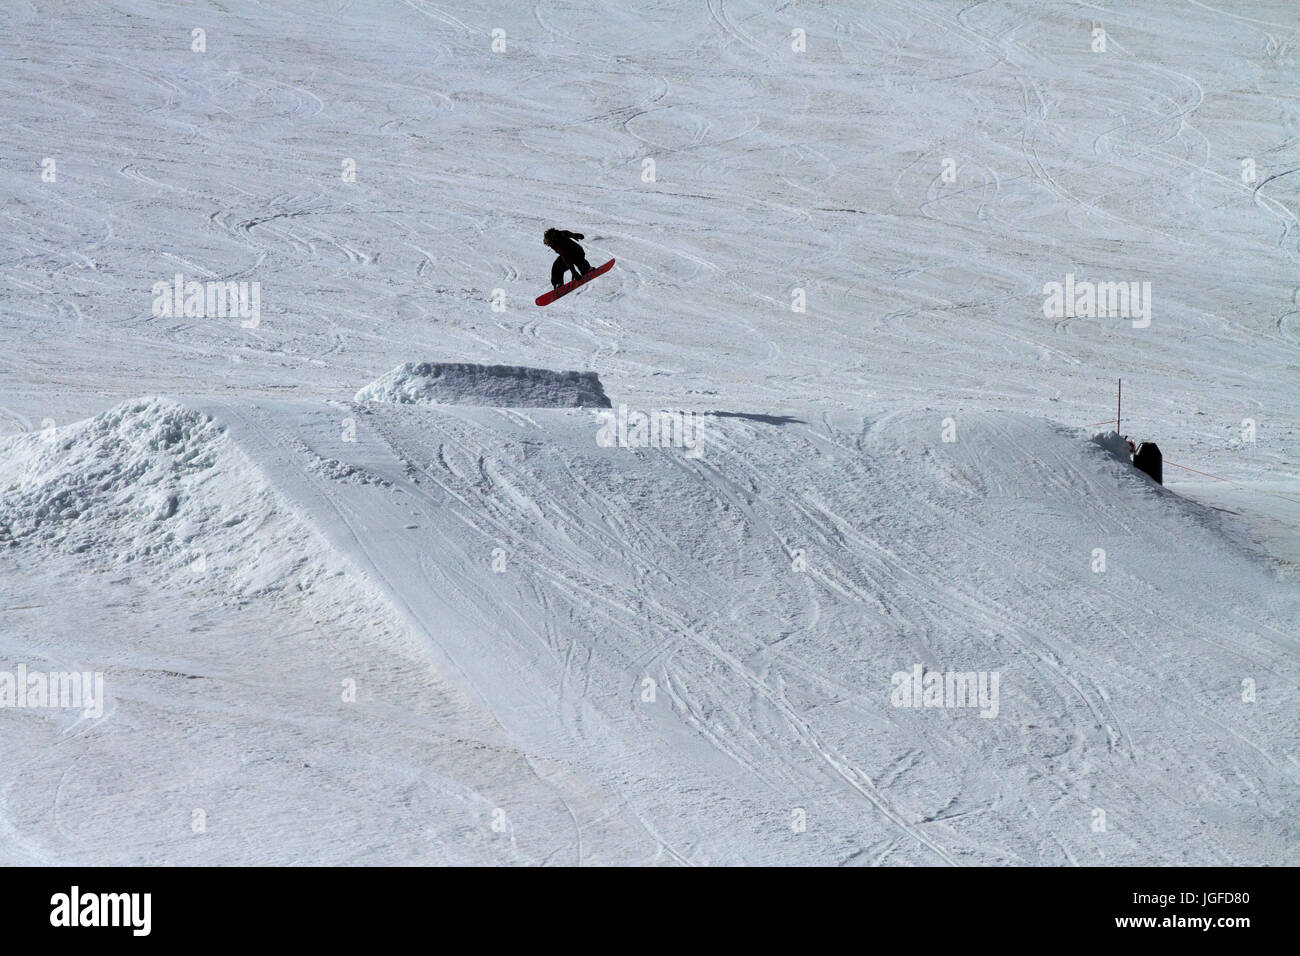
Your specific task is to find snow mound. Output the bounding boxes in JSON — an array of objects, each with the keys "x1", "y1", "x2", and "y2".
[
  {"x1": 0, "y1": 397, "x2": 370, "y2": 598},
  {"x1": 0, "y1": 397, "x2": 224, "y2": 554},
  {"x1": 1090, "y1": 430, "x2": 1133, "y2": 464},
  {"x1": 307, "y1": 456, "x2": 392, "y2": 486},
  {"x1": 221, "y1": 403, "x2": 1297, "y2": 865},
  {"x1": 354, "y1": 362, "x2": 612, "y2": 408}
]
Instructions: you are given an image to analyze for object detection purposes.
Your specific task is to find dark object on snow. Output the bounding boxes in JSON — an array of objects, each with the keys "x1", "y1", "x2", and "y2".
[
  {"x1": 544, "y1": 228, "x2": 591, "y2": 287},
  {"x1": 1133, "y1": 441, "x2": 1162, "y2": 484}
]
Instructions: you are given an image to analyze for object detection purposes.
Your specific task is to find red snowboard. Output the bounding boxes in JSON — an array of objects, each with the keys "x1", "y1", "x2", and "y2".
[{"x1": 535, "y1": 259, "x2": 614, "y2": 306}]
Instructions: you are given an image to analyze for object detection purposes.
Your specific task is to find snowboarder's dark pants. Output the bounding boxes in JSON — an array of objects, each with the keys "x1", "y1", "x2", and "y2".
[{"x1": 552, "y1": 256, "x2": 591, "y2": 287}]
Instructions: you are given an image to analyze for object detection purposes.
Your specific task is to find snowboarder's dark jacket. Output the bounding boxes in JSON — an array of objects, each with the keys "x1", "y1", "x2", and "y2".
[{"x1": 544, "y1": 229, "x2": 586, "y2": 265}]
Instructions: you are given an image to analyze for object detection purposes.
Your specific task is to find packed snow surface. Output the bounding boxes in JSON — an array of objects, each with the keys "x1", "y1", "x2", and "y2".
[
  {"x1": 1, "y1": 0, "x2": 1297, "y2": 864},
  {"x1": 355, "y1": 362, "x2": 611, "y2": 408}
]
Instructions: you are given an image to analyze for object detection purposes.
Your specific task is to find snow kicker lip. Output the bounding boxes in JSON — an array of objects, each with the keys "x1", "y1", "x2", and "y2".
[{"x1": 353, "y1": 362, "x2": 612, "y2": 408}]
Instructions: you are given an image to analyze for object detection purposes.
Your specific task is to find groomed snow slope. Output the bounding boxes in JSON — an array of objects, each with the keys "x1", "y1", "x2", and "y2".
[{"x1": 188, "y1": 397, "x2": 1296, "y2": 865}]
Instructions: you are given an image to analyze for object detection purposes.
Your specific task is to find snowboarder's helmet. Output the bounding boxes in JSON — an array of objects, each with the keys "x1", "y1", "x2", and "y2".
[{"x1": 543, "y1": 228, "x2": 560, "y2": 247}]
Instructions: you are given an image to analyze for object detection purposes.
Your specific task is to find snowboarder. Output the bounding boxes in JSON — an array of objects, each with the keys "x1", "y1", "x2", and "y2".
[{"x1": 544, "y1": 228, "x2": 591, "y2": 288}]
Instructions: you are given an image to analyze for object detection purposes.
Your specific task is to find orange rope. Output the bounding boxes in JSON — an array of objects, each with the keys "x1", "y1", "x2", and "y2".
[
  {"x1": 1164, "y1": 460, "x2": 1300, "y2": 506},
  {"x1": 1081, "y1": 413, "x2": 1300, "y2": 505},
  {"x1": 1164, "y1": 460, "x2": 1226, "y2": 481}
]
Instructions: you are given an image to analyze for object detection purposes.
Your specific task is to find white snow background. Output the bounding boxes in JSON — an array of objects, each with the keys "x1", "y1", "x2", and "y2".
[{"x1": 0, "y1": 0, "x2": 1297, "y2": 865}]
